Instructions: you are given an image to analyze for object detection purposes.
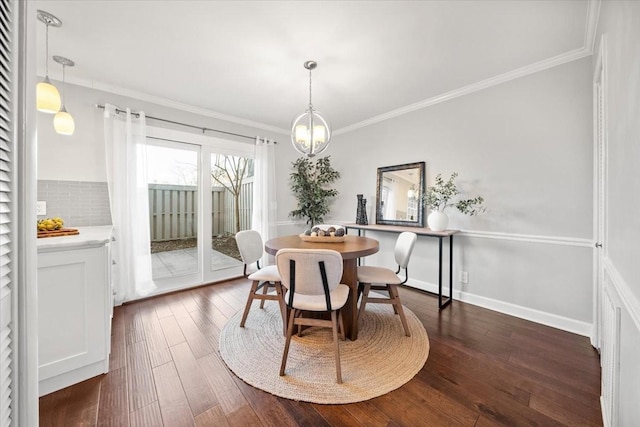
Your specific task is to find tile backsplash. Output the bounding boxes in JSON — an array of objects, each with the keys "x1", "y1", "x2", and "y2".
[{"x1": 37, "y1": 180, "x2": 112, "y2": 227}]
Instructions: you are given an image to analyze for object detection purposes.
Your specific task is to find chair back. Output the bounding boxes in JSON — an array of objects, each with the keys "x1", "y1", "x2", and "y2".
[
  {"x1": 235, "y1": 230, "x2": 264, "y2": 266},
  {"x1": 276, "y1": 249, "x2": 343, "y2": 297},
  {"x1": 394, "y1": 232, "x2": 417, "y2": 269}
]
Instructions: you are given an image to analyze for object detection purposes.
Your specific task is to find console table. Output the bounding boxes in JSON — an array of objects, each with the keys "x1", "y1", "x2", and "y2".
[{"x1": 343, "y1": 223, "x2": 459, "y2": 309}]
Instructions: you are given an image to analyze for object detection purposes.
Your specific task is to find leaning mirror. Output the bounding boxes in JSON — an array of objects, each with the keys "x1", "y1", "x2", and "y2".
[{"x1": 375, "y1": 162, "x2": 425, "y2": 227}]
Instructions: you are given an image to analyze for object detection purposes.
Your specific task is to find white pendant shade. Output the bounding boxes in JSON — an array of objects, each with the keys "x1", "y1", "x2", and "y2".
[
  {"x1": 36, "y1": 78, "x2": 61, "y2": 114},
  {"x1": 54, "y1": 107, "x2": 75, "y2": 135}
]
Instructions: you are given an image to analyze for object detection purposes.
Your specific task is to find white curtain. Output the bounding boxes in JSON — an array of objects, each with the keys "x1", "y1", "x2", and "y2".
[
  {"x1": 104, "y1": 104, "x2": 156, "y2": 302},
  {"x1": 252, "y1": 137, "x2": 277, "y2": 264}
]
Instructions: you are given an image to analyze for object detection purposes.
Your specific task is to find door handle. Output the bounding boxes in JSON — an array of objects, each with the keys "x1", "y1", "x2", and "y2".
[{"x1": 595, "y1": 242, "x2": 603, "y2": 248}]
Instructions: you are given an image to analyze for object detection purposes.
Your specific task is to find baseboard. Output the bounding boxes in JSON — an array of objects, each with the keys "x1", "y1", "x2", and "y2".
[{"x1": 404, "y1": 278, "x2": 592, "y2": 336}]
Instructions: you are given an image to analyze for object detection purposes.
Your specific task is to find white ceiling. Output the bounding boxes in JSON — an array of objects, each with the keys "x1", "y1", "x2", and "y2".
[{"x1": 35, "y1": 0, "x2": 591, "y2": 134}]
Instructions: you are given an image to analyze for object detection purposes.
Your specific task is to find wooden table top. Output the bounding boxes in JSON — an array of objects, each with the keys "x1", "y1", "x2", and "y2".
[{"x1": 265, "y1": 235, "x2": 379, "y2": 260}]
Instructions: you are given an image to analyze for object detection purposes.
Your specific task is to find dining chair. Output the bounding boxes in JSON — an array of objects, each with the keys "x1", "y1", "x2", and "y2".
[
  {"x1": 357, "y1": 231, "x2": 417, "y2": 337},
  {"x1": 276, "y1": 248, "x2": 348, "y2": 383},
  {"x1": 235, "y1": 230, "x2": 286, "y2": 334}
]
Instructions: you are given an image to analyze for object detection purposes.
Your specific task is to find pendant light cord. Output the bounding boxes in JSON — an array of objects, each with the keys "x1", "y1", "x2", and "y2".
[
  {"x1": 44, "y1": 23, "x2": 49, "y2": 77},
  {"x1": 61, "y1": 64, "x2": 66, "y2": 105}
]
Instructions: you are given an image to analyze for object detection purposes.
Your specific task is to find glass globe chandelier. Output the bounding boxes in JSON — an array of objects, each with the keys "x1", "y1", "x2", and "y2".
[
  {"x1": 291, "y1": 61, "x2": 331, "y2": 157},
  {"x1": 53, "y1": 56, "x2": 75, "y2": 135},
  {"x1": 36, "y1": 10, "x2": 62, "y2": 114}
]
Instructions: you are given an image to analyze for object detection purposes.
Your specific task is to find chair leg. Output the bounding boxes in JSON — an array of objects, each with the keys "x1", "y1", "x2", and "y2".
[
  {"x1": 259, "y1": 280, "x2": 270, "y2": 309},
  {"x1": 275, "y1": 283, "x2": 287, "y2": 336},
  {"x1": 390, "y1": 285, "x2": 411, "y2": 337},
  {"x1": 358, "y1": 283, "x2": 371, "y2": 322},
  {"x1": 338, "y1": 310, "x2": 345, "y2": 341},
  {"x1": 280, "y1": 309, "x2": 297, "y2": 377},
  {"x1": 331, "y1": 311, "x2": 342, "y2": 384},
  {"x1": 389, "y1": 284, "x2": 399, "y2": 314},
  {"x1": 239, "y1": 280, "x2": 260, "y2": 328}
]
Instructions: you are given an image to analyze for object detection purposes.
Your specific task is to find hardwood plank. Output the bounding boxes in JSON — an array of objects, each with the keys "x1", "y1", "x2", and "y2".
[
  {"x1": 159, "y1": 314, "x2": 186, "y2": 347},
  {"x1": 97, "y1": 367, "x2": 129, "y2": 427},
  {"x1": 126, "y1": 340, "x2": 158, "y2": 411},
  {"x1": 39, "y1": 387, "x2": 72, "y2": 426},
  {"x1": 174, "y1": 313, "x2": 215, "y2": 358},
  {"x1": 109, "y1": 305, "x2": 127, "y2": 370},
  {"x1": 152, "y1": 361, "x2": 195, "y2": 427},
  {"x1": 170, "y1": 342, "x2": 218, "y2": 416},
  {"x1": 343, "y1": 401, "x2": 397, "y2": 427},
  {"x1": 130, "y1": 401, "x2": 163, "y2": 427},
  {"x1": 309, "y1": 404, "x2": 359, "y2": 426},
  {"x1": 194, "y1": 405, "x2": 230, "y2": 427},
  {"x1": 196, "y1": 354, "x2": 245, "y2": 414},
  {"x1": 231, "y1": 376, "x2": 301, "y2": 427},
  {"x1": 123, "y1": 303, "x2": 145, "y2": 344},
  {"x1": 529, "y1": 392, "x2": 602, "y2": 426},
  {"x1": 154, "y1": 295, "x2": 174, "y2": 319},
  {"x1": 138, "y1": 301, "x2": 173, "y2": 368},
  {"x1": 64, "y1": 375, "x2": 102, "y2": 426}
]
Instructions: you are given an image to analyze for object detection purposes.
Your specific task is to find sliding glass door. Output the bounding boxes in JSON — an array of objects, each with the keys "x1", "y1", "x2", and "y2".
[
  {"x1": 145, "y1": 127, "x2": 255, "y2": 292},
  {"x1": 146, "y1": 141, "x2": 201, "y2": 287}
]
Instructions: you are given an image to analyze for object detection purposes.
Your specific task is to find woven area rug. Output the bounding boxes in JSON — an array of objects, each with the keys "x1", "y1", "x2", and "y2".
[{"x1": 219, "y1": 302, "x2": 429, "y2": 404}]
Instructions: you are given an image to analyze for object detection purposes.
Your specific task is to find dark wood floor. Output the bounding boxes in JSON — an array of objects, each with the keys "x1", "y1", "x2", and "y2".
[{"x1": 39, "y1": 278, "x2": 603, "y2": 426}]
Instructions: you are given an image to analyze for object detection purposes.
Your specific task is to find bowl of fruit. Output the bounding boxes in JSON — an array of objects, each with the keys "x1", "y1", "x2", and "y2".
[{"x1": 299, "y1": 225, "x2": 347, "y2": 243}]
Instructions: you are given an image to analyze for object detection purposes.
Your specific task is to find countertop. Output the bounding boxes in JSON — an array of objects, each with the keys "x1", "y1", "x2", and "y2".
[{"x1": 37, "y1": 225, "x2": 113, "y2": 252}]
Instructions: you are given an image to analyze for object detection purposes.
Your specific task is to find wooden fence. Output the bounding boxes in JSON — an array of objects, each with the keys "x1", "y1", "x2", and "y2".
[{"x1": 148, "y1": 179, "x2": 253, "y2": 241}]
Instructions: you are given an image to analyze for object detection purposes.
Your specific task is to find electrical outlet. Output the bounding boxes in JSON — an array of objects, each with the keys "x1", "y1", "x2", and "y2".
[
  {"x1": 460, "y1": 271, "x2": 469, "y2": 284},
  {"x1": 36, "y1": 201, "x2": 47, "y2": 216}
]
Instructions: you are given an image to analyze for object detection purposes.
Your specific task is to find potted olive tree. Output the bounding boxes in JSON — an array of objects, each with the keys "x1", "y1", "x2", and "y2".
[
  {"x1": 422, "y1": 172, "x2": 485, "y2": 231},
  {"x1": 289, "y1": 156, "x2": 340, "y2": 227}
]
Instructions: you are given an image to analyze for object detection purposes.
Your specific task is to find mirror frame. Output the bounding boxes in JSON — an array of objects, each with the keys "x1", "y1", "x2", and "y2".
[{"x1": 375, "y1": 162, "x2": 425, "y2": 228}]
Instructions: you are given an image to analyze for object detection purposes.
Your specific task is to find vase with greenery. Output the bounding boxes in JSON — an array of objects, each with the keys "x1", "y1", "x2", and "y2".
[
  {"x1": 422, "y1": 172, "x2": 485, "y2": 230},
  {"x1": 289, "y1": 156, "x2": 340, "y2": 227}
]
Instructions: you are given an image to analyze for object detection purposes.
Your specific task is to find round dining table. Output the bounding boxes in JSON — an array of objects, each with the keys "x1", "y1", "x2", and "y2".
[{"x1": 265, "y1": 234, "x2": 379, "y2": 340}]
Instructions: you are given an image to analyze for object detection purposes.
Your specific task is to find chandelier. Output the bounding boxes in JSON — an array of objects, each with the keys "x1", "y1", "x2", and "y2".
[{"x1": 290, "y1": 61, "x2": 331, "y2": 157}]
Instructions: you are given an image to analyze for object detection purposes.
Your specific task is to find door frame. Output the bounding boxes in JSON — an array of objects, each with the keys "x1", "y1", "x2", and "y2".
[{"x1": 592, "y1": 34, "x2": 608, "y2": 349}]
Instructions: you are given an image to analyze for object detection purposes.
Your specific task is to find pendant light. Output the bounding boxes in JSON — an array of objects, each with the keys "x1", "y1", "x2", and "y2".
[
  {"x1": 290, "y1": 61, "x2": 331, "y2": 157},
  {"x1": 36, "y1": 10, "x2": 62, "y2": 114},
  {"x1": 53, "y1": 56, "x2": 75, "y2": 135}
]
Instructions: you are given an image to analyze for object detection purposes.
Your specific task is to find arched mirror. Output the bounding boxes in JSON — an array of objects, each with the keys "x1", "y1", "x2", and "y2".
[{"x1": 375, "y1": 162, "x2": 425, "y2": 227}]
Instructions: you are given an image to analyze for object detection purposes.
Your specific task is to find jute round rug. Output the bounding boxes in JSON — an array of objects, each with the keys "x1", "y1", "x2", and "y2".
[{"x1": 219, "y1": 302, "x2": 429, "y2": 404}]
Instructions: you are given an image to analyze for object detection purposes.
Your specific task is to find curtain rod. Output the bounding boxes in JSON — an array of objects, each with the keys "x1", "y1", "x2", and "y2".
[{"x1": 95, "y1": 104, "x2": 277, "y2": 144}]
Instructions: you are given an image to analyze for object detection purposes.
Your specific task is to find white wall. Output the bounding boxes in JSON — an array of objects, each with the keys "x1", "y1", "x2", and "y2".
[
  {"x1": 327, "y1": 57, "x2": 594, "y2": 330},
  {"x1": 595, "y1": 1, "x2": 640, "y2": 424}
]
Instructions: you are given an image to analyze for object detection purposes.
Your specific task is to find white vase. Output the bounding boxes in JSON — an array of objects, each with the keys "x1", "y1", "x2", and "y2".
[{"x1": 427, "y1": 211, "x2": 448, "y2": 231}]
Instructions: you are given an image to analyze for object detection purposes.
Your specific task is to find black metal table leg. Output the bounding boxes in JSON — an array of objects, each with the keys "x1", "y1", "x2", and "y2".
[{"x1": 439, "y1": 235, "x2": 453, "y2": 309}]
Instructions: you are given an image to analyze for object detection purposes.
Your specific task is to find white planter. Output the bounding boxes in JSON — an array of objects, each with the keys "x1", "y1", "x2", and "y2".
[{"x1": 427, "y1": 211, "x2": 448, "y2": 231}]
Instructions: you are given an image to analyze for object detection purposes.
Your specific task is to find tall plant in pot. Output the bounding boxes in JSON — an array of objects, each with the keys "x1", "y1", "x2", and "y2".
[
  {"x1": 422, "y1": 172, "x2": 485, "y2": 231},
  {"x1": 289, "y1": 156, "x2": 340, "y2": 227}
]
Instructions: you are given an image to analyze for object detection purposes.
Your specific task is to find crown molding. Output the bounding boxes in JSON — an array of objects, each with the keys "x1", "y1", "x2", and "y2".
[
  {"x1": 584, "y1": 0, "x2": 602, "y2": 54},
  {"x1": 49, "y1": 74, "x2": 290, "y2": 136},
  {"x1": 334, "y1": 47, "x2": 592, "y2": 136}
]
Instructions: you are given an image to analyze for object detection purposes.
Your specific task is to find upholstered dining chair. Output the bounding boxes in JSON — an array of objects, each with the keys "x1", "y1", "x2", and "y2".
[
  {"x1": 357, "y1": 231, "x2": 417, "y2": 337},
  {"x1": 235, "y1": 230, "x2": 286, "y2": 334},
  {"x1": 276, "y1": 248, "x2": 348, "y2": 384}
]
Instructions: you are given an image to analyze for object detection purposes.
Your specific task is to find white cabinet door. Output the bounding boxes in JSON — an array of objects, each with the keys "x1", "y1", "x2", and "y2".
[{"x1": 38, "y1": 244, "x2": 109, "y2": 395}]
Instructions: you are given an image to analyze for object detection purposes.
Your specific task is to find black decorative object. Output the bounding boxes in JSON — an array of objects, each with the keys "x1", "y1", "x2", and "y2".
[{"x1": 356, "y1": 194, "x2": 368, "y2": 225}]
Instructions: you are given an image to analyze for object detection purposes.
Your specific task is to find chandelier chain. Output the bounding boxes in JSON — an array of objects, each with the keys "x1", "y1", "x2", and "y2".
[{"x1": 308, "y1": 68, "x2": 313, "y2": 110}]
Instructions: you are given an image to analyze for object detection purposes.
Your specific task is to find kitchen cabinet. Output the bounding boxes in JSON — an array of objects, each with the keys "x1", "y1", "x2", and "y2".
[{"x1": 37, "y1": 226, "x2": 113, "y2": 396}]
